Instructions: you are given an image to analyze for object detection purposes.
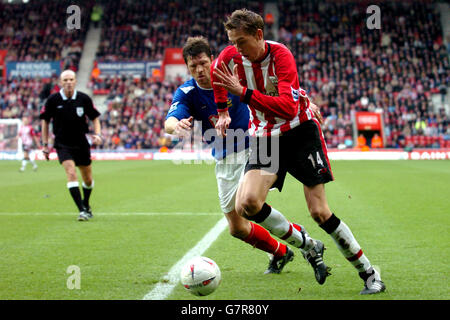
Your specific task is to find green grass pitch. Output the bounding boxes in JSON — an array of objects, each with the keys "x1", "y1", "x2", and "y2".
[{"x1": 0, "y1": 159, "x2": 448, "y2": 300}]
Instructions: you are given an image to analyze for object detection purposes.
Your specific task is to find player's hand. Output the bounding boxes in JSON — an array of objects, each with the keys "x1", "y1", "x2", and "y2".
[
  {"x1": 213, "y1": 62, "x2": 244, "y2": 97},
  {"x1": 174, "y1": 116, "x2": 193, "y2": 138},
  {"x1": 42, "y1": 146, "x2": 50, "y2": 161},
  {"x1": 215, "y1": 110, "x2": 231, "y2": 137},
  {"x1": 310, "y1": 102, "x2": 323, "y2": 125},
  {"x1": 91, "y1": 134, "x2": 103, "y2": 145}
]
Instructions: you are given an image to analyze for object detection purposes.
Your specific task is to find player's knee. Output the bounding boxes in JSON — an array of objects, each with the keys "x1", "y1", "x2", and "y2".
[
  {"x1": 66, "y1": 170, "x2": 77, "y2": 181},
  {"x1": 83, "y1": 177, "x2": 93, "y2": 186},
  {"x1": 309, "y1": 206, "x2": 331, "y2": 224},
  {"x1": 238, "y1": 194, "x2": 263, "y2": 216},
  {"x1": 310, "y1": 212, "x2": 324, "y2": 224}
]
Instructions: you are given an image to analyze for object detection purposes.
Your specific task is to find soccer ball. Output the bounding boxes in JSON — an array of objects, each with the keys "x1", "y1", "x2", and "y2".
[{"x1": 180, "y1": 256, "x2": 221, "y2": 296}]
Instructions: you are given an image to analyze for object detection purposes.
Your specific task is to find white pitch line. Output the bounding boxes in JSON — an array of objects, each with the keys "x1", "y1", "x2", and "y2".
[
  {"x1": 0, "y1": 212, "x2": 222, "y2": 216},
  {"x1": 143, "y1": 216, "x2": 228, "y2": 300}
]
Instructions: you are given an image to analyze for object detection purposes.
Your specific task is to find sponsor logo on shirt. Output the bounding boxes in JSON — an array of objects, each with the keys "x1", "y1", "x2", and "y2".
[
  {"x1": 266, "y1": 76, "x2": 279, "y2": 97},
  {"x1": 269, "y1": 76, "x2": 278, "y2": 86},
  {"x1": 291, "y1": 86, "x2": 299, "y2": 101}
]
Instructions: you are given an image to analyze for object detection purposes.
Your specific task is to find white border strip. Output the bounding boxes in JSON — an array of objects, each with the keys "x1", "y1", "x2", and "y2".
[
  {"x1": 0, "y1": 212, "x2": 222, "y2": 216},
  {"x1": 142, "y1": 216, "x2": 228, "y2": 300}
]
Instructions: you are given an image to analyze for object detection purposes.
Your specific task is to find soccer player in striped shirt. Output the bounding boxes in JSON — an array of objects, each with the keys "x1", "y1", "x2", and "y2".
[
  {"x1": 18, "y1": 116, "x2": 40, "y2": 172},
  {"x1": 165, "y1": 36, "x2": 329, "y2": 278},
  {"x1": 212, "y1": 9, "x2": 385, "y2": 294}
]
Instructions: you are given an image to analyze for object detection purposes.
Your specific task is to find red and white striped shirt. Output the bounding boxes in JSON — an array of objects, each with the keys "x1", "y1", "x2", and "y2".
[
  {"x1": 19, "y1": 124, "x2": 36, "y2": 147},
  {"x1": 212, "y1": 40, "x2": 312, "y2": 137}
]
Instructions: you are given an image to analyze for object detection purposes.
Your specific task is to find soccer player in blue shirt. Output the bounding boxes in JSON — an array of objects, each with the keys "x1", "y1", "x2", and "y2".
[{"x1": 165, "y1": 37, "x2": 329, "y2": 279}]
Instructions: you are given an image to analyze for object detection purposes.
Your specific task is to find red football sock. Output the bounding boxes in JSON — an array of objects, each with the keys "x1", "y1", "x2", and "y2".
[{"x1": 243, "y1": 222, "x2": 287, "y2": 258}]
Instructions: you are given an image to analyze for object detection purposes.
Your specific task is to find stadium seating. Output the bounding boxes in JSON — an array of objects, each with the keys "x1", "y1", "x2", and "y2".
[
  {"x1": 0, "y1": 77, "x2": 58, "y2": 136},
  {"x1": 95, "y1": 0, "x2": 263, "y2": 62},
  {"x1": 278, "y1": 0, "x2": 449, "y2": 148},
  {"x1": 0, "y1": 0, "x2": 93, "y2": 71},
  {"x1": 91, "y1": 0, "x2": 264, "y2": 149},
  {"x1": 0, "y1": 0, "x2": 92, "y2": 141},
  {"x1": 96, "y1": 76, "x2": 180, "y2": 149},
  {"x1": 1, "y1": 0, "x2": 448, "y2": 150}
]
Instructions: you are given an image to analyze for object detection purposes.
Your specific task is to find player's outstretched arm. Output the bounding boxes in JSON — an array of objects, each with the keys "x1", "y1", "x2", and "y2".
[
  {"x1": 165, "y1": 116, "x2": 193, "y2": 138},
  {"x1": 215, "y1": 110, "x2": 231, "y2": 137}
]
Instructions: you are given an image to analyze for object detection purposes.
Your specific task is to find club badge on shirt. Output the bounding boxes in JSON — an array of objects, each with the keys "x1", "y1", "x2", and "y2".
[
  {"x1": 76, "y1": 107, "x2": 84, "y2": 117},
  {"x1": 266, "y1": 76, "x2": 279, "y2": 97}
]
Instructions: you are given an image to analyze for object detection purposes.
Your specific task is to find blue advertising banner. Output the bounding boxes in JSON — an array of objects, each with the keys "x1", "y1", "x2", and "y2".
[
  {"x1": 97, "y1": 61, "x2": 161, "y2": 77},
  {"x1": 6, "y1": 61, "x2": 61, "y2": 78},
  {"x1": 97, "y1": 62, "x2": 146, "y2": 76}
]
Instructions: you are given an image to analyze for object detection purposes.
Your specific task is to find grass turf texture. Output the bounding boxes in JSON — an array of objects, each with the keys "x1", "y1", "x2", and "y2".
[{"x1": 0, "y1": 160, "x2": 448, "y2": 300}]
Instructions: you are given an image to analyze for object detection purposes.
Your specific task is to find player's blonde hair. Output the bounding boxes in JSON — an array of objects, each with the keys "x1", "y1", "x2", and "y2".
[{"x1": 224, "y1": 9, "x2": 264, "y2": 36}]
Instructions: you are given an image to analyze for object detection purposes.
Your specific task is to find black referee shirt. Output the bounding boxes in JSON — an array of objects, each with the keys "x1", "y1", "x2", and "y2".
[{"x1": 40, "y1": 89, "x2": 101, "y2": 148}]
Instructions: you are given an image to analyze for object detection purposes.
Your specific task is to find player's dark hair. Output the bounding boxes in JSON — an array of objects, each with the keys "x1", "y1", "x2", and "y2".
[
  {"x1": 182, "y1": 36, "x2": 212, "y2": 64},
  {"x1": 224, "y1": 8, "x2": 264, "y2": 36}
]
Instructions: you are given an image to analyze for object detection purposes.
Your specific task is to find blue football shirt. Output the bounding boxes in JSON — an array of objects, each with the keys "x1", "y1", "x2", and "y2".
[{"x1": 166, "y1": 78, "x2": 249, "y2": 160}]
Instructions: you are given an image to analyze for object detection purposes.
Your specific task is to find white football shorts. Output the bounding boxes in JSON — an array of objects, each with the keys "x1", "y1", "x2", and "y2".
[{"x1": 215, "y1": 150, "x2": 249, "y2": 214}]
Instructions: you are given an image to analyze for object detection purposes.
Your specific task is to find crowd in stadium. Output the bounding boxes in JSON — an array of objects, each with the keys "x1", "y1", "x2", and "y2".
[
  {"x1": 0, "y1": 77, "x2": 54, "y2": 132},
  {"x1": 0, "y1": 0, "x2": 92, "y2": 71},
  {"x1": 96, "y1": 0, "x2": 262, "y2": 62},
  {"x1": 95, "y1": 76, "x2": 180, "y2": 149},
  {"x1": 277, "y1": 0, "x2": 449, "y2": 148},
  {"x1": 1, "y1": 0, "x2": 449, "y2": 150}
]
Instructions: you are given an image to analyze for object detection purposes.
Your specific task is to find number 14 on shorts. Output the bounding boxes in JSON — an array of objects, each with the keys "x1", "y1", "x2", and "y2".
[{"x1": 308, "y1": 152, "x2": 324, "y2": 168}]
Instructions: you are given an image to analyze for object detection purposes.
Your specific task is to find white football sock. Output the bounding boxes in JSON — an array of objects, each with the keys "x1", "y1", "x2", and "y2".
[
  {"x1": 329, "y1": 220, "x2": 372, "y2": 272},
  {"x1": 257, "y1": 205, "x2": 315, "y2": 251}
]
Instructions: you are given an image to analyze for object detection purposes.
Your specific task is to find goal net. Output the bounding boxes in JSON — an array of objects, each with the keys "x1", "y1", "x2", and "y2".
[{"x1": 0, "y1": 118, "x2": 22, "y2": 160}]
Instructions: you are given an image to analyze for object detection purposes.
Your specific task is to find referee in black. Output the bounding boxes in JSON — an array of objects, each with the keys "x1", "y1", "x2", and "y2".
[{"x1": 40, "y1": 70, "x2": 102, "y2": 221}]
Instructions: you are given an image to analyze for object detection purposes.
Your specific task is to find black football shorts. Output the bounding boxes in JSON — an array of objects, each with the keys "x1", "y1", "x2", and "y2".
[
  {"x1": 245, "y1": 119, "x2": 334, "y2": 191},
  {"x1": 56, "y1": 144, "x2": 92, "y2": 166}
]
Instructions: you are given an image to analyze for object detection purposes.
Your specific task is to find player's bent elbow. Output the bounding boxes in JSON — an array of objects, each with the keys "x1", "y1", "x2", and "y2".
[
  {"x1": 285, "y1": 111, "x2": 297, "y2": 121},
  {"x1": 165, "y1": 126, "x2": 174, "y2": 135},
  {"x1": 164, "y1": 120, "x2": 175, "y2": 134},
  {"x1": 280, "y1": 106, "x2": 299, "y2": 121}
]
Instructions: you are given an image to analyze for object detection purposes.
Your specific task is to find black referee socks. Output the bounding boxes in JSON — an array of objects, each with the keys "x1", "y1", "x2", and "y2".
[{"x1": 67, "y1": 181, "x2": 85, "y2": 212}]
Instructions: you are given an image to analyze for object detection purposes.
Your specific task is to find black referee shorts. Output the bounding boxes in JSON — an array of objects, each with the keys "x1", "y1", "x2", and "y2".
[
  {"x1": 245, "y1": 119, "x2": 334, "y2": 191},
  {"x1": 56, "y1": 144, "x2": 92, "y2": 166}
]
